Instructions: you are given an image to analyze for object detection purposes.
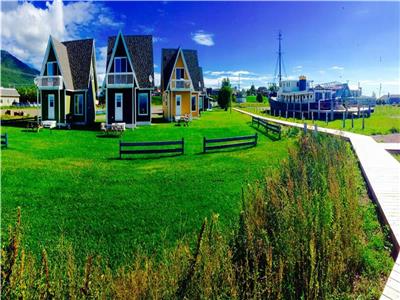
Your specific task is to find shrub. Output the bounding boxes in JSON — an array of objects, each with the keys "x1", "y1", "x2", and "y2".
[
  {"x1": 256, "y1": 93, "x2": 263, "y2": 103},
  {"x1": 218, "y1": 86, "x2": 232, "y2": 110}
]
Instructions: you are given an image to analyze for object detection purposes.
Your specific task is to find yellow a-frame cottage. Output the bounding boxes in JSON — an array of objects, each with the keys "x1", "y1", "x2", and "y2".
[{"x1": 161, "y1": 48, "x2": 205, "y2": 121}]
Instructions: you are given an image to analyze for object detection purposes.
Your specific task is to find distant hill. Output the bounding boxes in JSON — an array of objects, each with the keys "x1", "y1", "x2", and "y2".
[{"x1": 1, "y1": 50, "x2": 39, "y2": 87}]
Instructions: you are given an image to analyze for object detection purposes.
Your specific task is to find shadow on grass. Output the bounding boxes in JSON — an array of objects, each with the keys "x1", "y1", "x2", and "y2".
[
  {"x1": 107, "y1": 153, "x2": 183, "y2": 161},
  {"x1": 200, "y1": 144, "x2": 256, "y2": 155},
  {"x1": 96, "y1": 134, "x2": 122, "y2": 139},
  {"x1": 250, "y1": 125, "x2": 281, "y2": 141}
]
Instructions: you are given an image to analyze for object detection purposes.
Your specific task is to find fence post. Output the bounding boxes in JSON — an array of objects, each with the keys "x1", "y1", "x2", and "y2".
[
  {"x1": 325, "y1": 112, "x2": 328, "y2": 124},
  {"x1": 203, "y1": 137, "x2": 206, "y2": 153},
  {"x1": 182, "y1": 137, "x2": 184, "y2": 154},
  {"x1": 362, "y1": 112, "x2": 365, "y2": 130},
  {"x1": 314, "y1": 124, "x2": 318, "y2": 136},
  {"x1": 352, "y1": 113, "x2": 354, "y2": 128},
  {"x1": 303, "y1": 123, "x2": 307, "y2": 134},
  {"x1": 119, "y1": 140, "x2": 122, "y2": 159},
  {"x1": 342, "y1": 111, "x2": 345, "y2": 128},
  {"x1": 254, "y1": 133, "x2": 258, "y2": 146},
  {"x1": 285, "y1": 110, "x2": 288, "y2": 119},
  {"x1": 312, "y1": 111, "x2": 314, "y2": 123}
]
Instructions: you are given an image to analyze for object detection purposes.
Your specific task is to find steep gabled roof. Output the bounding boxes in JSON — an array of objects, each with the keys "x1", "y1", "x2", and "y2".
[
  {"x1": 106, "y1": 34, "x2": 154, "y2": 89},
  {"x1": 62, "y1": 39, "x2": 94, "y2": 90},
  {"x1": 161, "y1": 48, "x2": 204, "y2": 92},
  {"x1": 50, "y1": 37, "x2": 74, "y2": 90},
  {"x1": 41, "y1": 36, "x2": 95, "y2": 90}
]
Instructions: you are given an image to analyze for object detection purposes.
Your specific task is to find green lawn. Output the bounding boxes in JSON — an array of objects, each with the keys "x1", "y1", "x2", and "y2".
[
  {"x1": 246, "y1": 95, "x2": 269, "y2": 104},
  {"x1": 152, "y1": 95, "x2": 162, "y2": 105},
  {"x1": 242, "y1": 105, "x2": 400, "y2": 135},
  {"x1": 1, "y1": 110, "x2": 292, "y2": 267}
]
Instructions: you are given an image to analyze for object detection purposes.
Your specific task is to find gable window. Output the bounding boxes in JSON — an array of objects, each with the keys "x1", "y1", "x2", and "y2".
[
  {"x1": 47, "y1": 61, "x2": 58, "y2": 76},
  {"x1": 114, "y1": 57, "x2": 128, "y2": 73},
  {"x1": 191, "y1": 95, "x2": 196, "y2": 111},
  {"x1": 74, "y1": 94, "x2": 84, "y2": 115},
  {"x1": 176, "y1": 68, "x2": 185, "y2": 80},
  {"x1": 138, "y1": 93, "x2": 149, "y2": 115}
]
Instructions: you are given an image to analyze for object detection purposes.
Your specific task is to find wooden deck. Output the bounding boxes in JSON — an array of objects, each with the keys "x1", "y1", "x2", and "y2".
[{"x1": 234, "y1": 108, "x2": 400, "y2": 299}]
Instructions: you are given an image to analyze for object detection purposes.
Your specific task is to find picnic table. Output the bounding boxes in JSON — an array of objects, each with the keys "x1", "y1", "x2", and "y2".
[
  {"x1": 42, "y1": 120, "x2": 57, "y2": 129},
  {"x1": 101, "y1": 122, "x2": 126, "y2": 135},
  {"x1": 27, "y1": 121, "x2": 43, "y2": 132},
  {"x1": 175, "y1": 114, "x2": 192, "y2": 127}
]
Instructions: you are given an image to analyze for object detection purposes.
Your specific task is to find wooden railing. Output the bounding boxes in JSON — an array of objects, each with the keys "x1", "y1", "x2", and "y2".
[
  {"x1": 171, "y1": 79, "x2": 191, "y2": 90},
  {"x1": 107, "y1": 73, "x2": 134, "y2": 85},
  {"x1": 34, "y1": 76, "x2": 63, "y2": 89}
]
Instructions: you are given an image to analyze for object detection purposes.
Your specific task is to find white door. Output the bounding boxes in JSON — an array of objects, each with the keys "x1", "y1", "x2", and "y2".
[
  {"x1": 115, "y1": 93, "x2": 123, "y2": 121},
  {"x1": 176, "y1": 95, "x2": 182, "y2": 116},
  {"x1": 48, "y1": 94, "x2": 55, "y2": 119}
]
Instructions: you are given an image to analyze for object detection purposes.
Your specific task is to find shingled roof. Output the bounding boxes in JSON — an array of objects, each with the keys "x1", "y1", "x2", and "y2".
[
  {"x1": 106, "y1": 34, "x2": 154, "y2": 89},
  {"x1": 62, "y1": 39, "x2": 94, "y2": 90},
  {"x1": 161, "y1": 48, "x2": 204, "y2": 92},
  {"x1": 46, "y1": 37, "x2": 95, "y2": 90}
]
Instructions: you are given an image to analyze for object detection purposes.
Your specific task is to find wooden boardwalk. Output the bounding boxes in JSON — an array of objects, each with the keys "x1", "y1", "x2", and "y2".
[{"x1": 234, "y1": 108, "x2": 400, "y2": 299}]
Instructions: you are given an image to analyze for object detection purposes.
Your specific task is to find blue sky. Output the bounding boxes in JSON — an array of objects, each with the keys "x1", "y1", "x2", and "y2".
[{"x1": 1, "y1": 1, "x2": 399, "y2": 96}]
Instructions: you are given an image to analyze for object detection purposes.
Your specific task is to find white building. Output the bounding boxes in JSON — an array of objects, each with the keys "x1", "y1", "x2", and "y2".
[{"x1": 0, "y1": 87, "x2": 20, "y2": 106}]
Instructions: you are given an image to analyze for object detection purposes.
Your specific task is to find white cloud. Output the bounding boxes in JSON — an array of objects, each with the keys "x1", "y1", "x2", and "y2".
[
  {"x1": 191, "y1": 30, "x2": 214, "y2": 46},
  {"x1": 154, "y1": 72, "x2": 161, "y2": 87},
  {"x1": 96, "y1": 46, "x2": 108, "y2": 85},
  {"x1": 203, "y1": 70, "x2": 273, "y2": 89},
  {"x1": 0, "y1": 0, "x2": 121, "y2": 69},
  {"x1": 153, "y1": 36, "x2": 166, "y2": 43},
  {"x1": 331, "y1": 66, "x2": 344, "y2": 70}
]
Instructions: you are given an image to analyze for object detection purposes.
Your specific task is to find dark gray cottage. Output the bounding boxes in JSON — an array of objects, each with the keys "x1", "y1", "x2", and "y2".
[
  {"x1": 104, "y1": 32, "x2": 154, "y2": 127},
  {"x1": 35, "y1": 36, "x2": 98, "y2": 126}
]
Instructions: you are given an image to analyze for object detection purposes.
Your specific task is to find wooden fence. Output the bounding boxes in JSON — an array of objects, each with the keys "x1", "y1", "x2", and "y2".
[
  {"x1": 203, "y1": 134, "x2": 257, "y2": 153},
  {"x1": 119, "y1": 138, "x2": 184, "y2": 158},
  {"x1": 1, "y1": 133, "x2": 8, "y2": 148}
]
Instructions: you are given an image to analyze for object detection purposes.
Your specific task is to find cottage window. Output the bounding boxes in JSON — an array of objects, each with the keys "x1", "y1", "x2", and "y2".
[
  {"x1": 138, "y1": 93, "x2": 148, "y2": 115},
  {"x1": 191, "y1": 95, "x2": 196, "y2": 111},
  {"x1": 74, "y1": 94, "x2": 84, "y2": 115},
  {"x1": 114, "y1": 57, "x2": 128, "y2": 73},
  {"x1": 47, "y1": 61, "x2": 58, "y2": 76},
  {"x1": 176, "y1": 68, "x2": 185, "y2": 80}
]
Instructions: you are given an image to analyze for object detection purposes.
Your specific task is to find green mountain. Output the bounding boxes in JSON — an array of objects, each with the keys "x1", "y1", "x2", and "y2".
[{"x1": 1, "y1": 50, "x2": 39, "y2": 87}]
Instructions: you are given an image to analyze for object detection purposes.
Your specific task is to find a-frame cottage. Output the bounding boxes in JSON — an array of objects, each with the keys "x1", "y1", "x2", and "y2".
[
  {"x1": 161, "y1": 48, "x2": 205, "y2": 121},
  {"x1": 104, "y1": 32, "x2": 154, "y2": 127},
  {"x1": 35, "y1": 36, "x2": 98, "y2": 126}
]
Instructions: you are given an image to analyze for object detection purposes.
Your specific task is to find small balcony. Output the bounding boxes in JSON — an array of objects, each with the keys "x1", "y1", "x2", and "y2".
[
  {"x1": 171, "y1": 79, "x2": 192, "y2": 90},
  {"x1": 106, "y1": 73, "x2": 134, "y2": 87},
  {"x1": 34, "y1": 76, "x2": 63, "y2": 90}
]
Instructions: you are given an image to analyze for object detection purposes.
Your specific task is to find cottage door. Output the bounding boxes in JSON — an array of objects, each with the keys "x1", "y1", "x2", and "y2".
[
  {"x1": 176, "y1": 95, "x2": 182, "y2": 116},
  {"x1": 48, "y1": 94, "x2": 55, "y2": 119},
  {"x1": 115, "y1": 93, "x2": 123, "y2": 121}
]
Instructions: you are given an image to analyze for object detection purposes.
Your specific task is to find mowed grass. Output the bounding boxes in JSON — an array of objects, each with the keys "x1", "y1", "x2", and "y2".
[
  {"x1": 246, "y1": 95, "x2": 269, "y2": 104},
  {"x1": 242, "y1": 105, "x2": 400, "y2": 135},
  {"x1": 1, "y1": 109, "x2": 292, "y2": 267}
]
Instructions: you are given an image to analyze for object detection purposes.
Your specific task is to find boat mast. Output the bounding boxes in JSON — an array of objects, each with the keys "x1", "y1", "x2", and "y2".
[{"x1": 278, "y1": 31, "x2": 282, "y2": 86}]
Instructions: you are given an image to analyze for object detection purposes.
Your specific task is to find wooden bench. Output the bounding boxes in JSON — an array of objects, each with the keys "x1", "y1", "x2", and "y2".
[
  {"x1": 203, "y1": 134, "x2": 257, "y2": 153},
  {"x1": 27, "y1": 121, "x2": 43, "y2": 132},
  {"x1": 1, "y1": 133, "x2": 8, "y2": 149},
  {"x1": 252, "y1": 116, "x2": 281, "y2": 139},
  {"x1": 119, "y1": 138, "x2": 184, "y2": 158}
]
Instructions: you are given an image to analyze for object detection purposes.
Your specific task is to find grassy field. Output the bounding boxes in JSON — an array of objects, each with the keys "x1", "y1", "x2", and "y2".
[
  {"x1": 246, "y1": 95, "x2": 269, "y2": 104},
  {"x1": 242, "y1": 105, "x2": 400, "y2": 135},
  {"x1": 1, "y1": 109, "x2": 293, "y2": 267},
  {"x1": 152, "y1": 95, "x2": 162, "y2": 105}
]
